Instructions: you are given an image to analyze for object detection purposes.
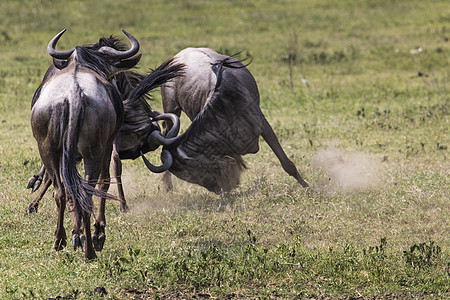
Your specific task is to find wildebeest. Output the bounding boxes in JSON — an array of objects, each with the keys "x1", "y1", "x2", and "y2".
[
  {"x1": 26, "y1": 67, "x2": 182, "y2": 214},
  {"x1": 26, "y1": 70, "x2": 141, "y2": 213},
  {"x1": 150, "y1": 48, "x2": 309, "y2": 193},
  {"x1": 30, "y1": 29, "x2": 183, "y2": 259}
]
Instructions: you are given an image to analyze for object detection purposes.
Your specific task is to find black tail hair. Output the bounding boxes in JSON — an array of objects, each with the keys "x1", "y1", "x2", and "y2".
[
  {"x1": 210, "y1": 54, "x2": 253, "y2": 93},
  {"x1": 214, "y1": 51, "x2": 253, "y2": 69},
  {"x1": 127, "y1": 58, "x2": 185, "y2": 116}
]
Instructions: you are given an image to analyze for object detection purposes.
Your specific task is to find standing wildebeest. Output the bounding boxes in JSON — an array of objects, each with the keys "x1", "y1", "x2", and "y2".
[
  {"x1": 30, "y1": 29, "x2": 183, "y2": 259},
  {"x1": 26, "y1": 66, "x2": 182, "y2": 214},
  {"x1": 26, "y1": 70, "x2": 142, "y2": 213},
  {"x1": 146, "y1": 48, "x2": 309, "y2": 193}
]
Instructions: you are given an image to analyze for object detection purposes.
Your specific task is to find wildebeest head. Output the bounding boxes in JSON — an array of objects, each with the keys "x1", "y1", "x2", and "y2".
[{"x1": 48, "y1": 29, "x2": 141, "y2": 77}]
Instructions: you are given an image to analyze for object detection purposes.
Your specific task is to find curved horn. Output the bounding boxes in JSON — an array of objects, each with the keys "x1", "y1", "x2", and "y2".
[
  {"x1": 145, "y1": 113, "x2": 181, "y2": 147},
  {"x1": 47, "y1": 29, "x2": 75, "y2": 59},
  {"x1": 148, "y1": 131, "x2": 180, "y2": 147},
  {"x1": 154, "y1": 113, "x2": 180, "y2": 138},
  {"x1": 141, "y1": 149, "x2": 173, "y2": 173},
  {"x1": 98, "y1": 29, "x2": 139, "y2": 59}
]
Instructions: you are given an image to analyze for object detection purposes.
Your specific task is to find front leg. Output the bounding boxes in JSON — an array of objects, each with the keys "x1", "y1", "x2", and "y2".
[
  {"x1": 161, "y1": 170, "x2": 173, "y2": 192},
  {"x1": 112, "y1": 143, "x2": 128, "y2": 212}
]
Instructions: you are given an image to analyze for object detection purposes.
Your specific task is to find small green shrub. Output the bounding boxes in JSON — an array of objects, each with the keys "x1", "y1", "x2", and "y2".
[{"x1": 403, "y1": 241, "x2": 442, "y2": 270}]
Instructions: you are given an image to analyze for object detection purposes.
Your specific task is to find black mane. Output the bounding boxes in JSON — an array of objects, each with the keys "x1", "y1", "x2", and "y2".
[
  {"x1": 74, "y1": 46, "x2": 115, "y2": 78},
  {"x1": 74, "y1": 35, "x2": 136, "y2": 78},
  {"x1": 88, "y1": 36, "x2": 129, "y2": 52}
]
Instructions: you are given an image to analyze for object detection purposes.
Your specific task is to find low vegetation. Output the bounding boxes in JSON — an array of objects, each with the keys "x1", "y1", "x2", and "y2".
[{"x1": 0, "y1": 0, "x2": 448, "y2": 298}]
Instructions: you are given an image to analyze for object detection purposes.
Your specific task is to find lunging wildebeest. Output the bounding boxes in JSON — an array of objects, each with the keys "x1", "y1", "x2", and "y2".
[
  {"x1": 148, "y1": 48, "x2": 309, "y2": 193},
  {"x1": 30, "y1": 29, "x2": 183, "y2": 259}
]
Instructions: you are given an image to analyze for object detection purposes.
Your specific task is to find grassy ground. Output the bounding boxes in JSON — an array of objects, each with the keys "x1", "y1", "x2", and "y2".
[{"x1": 0, "y1": 0, "x2": 449, "y2": 298}]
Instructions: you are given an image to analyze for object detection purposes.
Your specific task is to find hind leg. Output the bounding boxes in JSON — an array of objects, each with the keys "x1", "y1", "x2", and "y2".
[
  {"x1": 92, "y1": 185, "x2": 107, "y2": 252},
  {"x1": 82, "y1": 209, "x2": 96, "y2": 260},
  {"x1": 67, "y1": 195, "x2": 86, "y2": 252},
  {"x1": 27, "y1": 173, "x2": 52, "y2": 214},
  {"x1": 42, "y1": 158, "x2": 67, "y2": 251},
  {"x1": 261, "y1": 117, "x2": 309, "y2": 188},
  {"x1": 39, "y1": 154, "x2": 67, "y2": 251},
  {"x1": 92, "y1": 148, "x2": 114, "y2": 252},
  {"x1": 53, "y1": 184, "x2": 67, "y2": 251}
]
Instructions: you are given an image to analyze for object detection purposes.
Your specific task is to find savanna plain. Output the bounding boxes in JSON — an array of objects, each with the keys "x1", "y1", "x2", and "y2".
[{"x1": 0, "y1": 0, "x2": 449, "y2": 299}]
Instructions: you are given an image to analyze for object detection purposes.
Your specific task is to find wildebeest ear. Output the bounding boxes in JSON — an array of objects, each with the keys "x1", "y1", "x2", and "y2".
[
  {"x1": 52, "y1": 58, "x2": 69, "y2": 70},
  {"x1": 114, "y1": 54, "x2": 142, "y2": 69}
]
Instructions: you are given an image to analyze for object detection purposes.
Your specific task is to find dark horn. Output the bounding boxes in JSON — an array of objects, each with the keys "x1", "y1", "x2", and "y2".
[
  {"x1": 154, "y1": 113, "x2": 180, "y2": 138},
  {"x1": 98, "y1": 29, "x2": 139, "y2": 59},
  {"x1": 148, "y1": 131, "x2": 180, "y2": 147},
  {"x1": 141, "y1": 149, "x2": 173, "y2": 173},
  {"x1": 47, "y1": 29, "x2": 75, "y2": 59}
]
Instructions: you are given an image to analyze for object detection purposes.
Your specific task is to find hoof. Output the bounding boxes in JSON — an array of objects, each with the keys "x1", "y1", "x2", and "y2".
[
  {"x1": 54, "y1": 238, "x2": 67, "y2": 251},
  {"x1": 80, "y1": 235, "x2": 86, "y2": 252},
  {"x1": 305, "y1": 186, "x2": 319, "y2": 195},
  {"x1": 120, "y1": 204, "x2": 129, "y2": 213},
  {"x1": 72, "y1": 234, "x2": 86, "y2": 252},
  {"x1": 85, "y1": 250, "x2": 97, "y2": 261},
  {"x1": 162, "y1": 182, "x2": 173, "y2": 193},
  {"x1": 27, "y1": 175, "x2": 42, "y2": 192},
  {"x1": 26, "y1": 204, "x2": 38, "y2": 214},
  {"x1": 93, "y1": 223, "x2": 106, "y2": 251},
  {"x1": 26, "y1": 175, "x2": 37, "y2": 189},
  {"x1": 93, "y1": 234, "x2": 105, "y2": 251},
  {"x1": 72, "y1": 234, "x2": 81, "y2": 251}
]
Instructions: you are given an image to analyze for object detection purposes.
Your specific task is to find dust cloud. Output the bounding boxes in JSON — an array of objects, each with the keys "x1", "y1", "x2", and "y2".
[
  {"x1": 114, "y1": 167, "x2": 175, "y2": 215},
  {"x1": 310, "y1": 148, "x2": 382, "y2": 193}
]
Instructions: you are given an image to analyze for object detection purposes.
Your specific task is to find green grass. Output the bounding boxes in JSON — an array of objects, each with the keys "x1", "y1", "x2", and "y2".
[{"x1": 0, "y1": 0, "x2": 449, "y2": 298}]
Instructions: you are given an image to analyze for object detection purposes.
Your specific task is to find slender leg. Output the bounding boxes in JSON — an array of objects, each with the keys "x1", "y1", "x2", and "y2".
[
  {"x1": 92, "y1": 146, "x2": 113, "y2": 252},
  {"x1": 82, "y1": 171, "x2": 98, "y2": 260},
  {"x1": 82, "y1": 209, "x2": 96, "y2": 260},
  {"x1": 261, "y1": 116, "x2": 309, "y2": 188},
  {"x1": 27, "y1": 172, "x2": 52, "y2": 214},
  {"x1": 161, "y1": 171, "x2": 173, "y2": 192},
  {"x1": 53, "y1": 184, "x2": 67, "y2": 251},
  {"x1": 27, "y1": 165, "x2": 46, "y2": 192},
  {"x1": 68, "y1": 194, "x2": 85, "y2": 252},
  {"x1": 42, "y1": 157, "x2": 67, "y2": 251},
  {"x1": 111, "y1": 142, "x2": 128, "y2": 212}
]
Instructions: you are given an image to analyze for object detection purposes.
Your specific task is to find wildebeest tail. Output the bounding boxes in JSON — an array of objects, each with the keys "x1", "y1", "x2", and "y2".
[
  {"x1": 127, "y1": 58, "x2": 185, "y2": 115},
  {"x1": 61, "y1": 96, "x2": 110, "y2": 216},
  {"x1": 210, "y1": 56, "x2": 251, "y2": 94},
  {"x1": 213, "y1": 53, "x2": 252, "y2": 71}
]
